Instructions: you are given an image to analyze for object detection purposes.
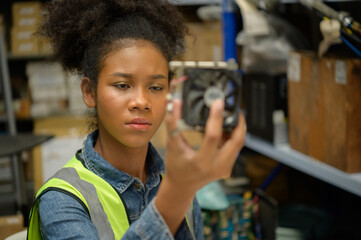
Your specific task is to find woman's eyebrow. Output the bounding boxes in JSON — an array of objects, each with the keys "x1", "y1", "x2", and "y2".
[
  {"x1": 109, "y1": 72, "x2": 133, "y2": 78},
  {"x1": 150, "y1": 74, "x2": 167, "y2": 80},
  {"x1": 109, "y1": 72, "x2": 167, "y2": 80}
]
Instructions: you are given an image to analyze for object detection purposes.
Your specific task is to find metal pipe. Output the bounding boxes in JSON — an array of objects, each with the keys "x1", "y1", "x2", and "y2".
[
  {"x1": 222, "y1": 0, "x2": 238, "y2": 61},
  {"x1": 0, "y1": 32, "x2": 26, "y2": 211},
  {"x1": 0, "y1": 31, "x2": 17, "y2": 135}
]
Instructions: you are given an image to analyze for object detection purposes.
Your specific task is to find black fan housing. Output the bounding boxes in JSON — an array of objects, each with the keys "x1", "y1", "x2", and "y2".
[{"x1": 182, "y1": 68, "x2": 242, "y2": 132}]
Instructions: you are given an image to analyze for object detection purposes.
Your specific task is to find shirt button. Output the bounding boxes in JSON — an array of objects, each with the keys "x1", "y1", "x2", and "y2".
[{"x1": 134, "y1": 182, "x2": 140, "y2": 189}]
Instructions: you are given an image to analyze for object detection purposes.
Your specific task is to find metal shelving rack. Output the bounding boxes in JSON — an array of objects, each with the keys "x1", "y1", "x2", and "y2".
[
  {"x1": 0, "y1": 30, "x2": 52, "y2": 217},
  {"x1": 245, "y1": 134, "x2": 361, "y2": 197},
  {"x1": 214, "y1": 0, "x2": 361, "y2": 198},
  {"x1": 170, "y1": 0, "x2": 361, "y2": 198}
]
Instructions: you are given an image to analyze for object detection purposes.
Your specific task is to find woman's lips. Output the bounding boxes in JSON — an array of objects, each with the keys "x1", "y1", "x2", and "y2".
[{"x1": 126, "y1": 118, "x2": 152, "y2": 130}]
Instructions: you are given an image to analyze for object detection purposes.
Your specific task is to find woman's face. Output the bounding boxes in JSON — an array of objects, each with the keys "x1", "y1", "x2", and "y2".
[{"x1": 94, "y1": 42, "x2": 169, "y2": 148}]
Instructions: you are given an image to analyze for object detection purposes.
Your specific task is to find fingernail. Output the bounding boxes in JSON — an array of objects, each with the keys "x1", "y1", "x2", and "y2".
[
  {"x1": 173, "y1": 98, "x2": 181, "y2": 106},
  {"x1": 213, "y1": 99, "x2": 224, "y2": 111}
]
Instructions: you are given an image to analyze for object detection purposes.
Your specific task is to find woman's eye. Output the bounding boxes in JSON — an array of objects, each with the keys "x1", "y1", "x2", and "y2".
[
  {"x1": 150, "y1": 86, "x2": 163, "y2": 91},
  {"x1": 115, "y1": 83, "x2": 130, "y2": 89}
]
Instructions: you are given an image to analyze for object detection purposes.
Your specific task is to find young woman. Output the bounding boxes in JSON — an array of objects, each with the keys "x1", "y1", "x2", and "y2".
[{"x1": 27, "y1": 0, "x2": 246, "y2": 239}]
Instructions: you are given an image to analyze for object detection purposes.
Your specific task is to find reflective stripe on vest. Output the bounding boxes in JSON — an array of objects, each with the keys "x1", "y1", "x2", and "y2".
[{"x1": 186, "y1": 206, "x2": 195, "y2": 239}]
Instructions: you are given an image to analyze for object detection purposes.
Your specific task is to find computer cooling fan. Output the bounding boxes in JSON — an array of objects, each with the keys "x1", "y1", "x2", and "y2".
[{"x1": 182, "y1": 68, "x2": 242, "y2": 132}]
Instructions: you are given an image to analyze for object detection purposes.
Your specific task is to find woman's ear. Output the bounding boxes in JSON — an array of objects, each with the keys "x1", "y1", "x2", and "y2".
[{"x1": 81, "y1": 77, "x2": 96, "y2": 108}]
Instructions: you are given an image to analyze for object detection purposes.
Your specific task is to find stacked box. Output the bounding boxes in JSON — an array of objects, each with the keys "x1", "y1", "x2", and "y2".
[
  {"x1": 184, "y1": 21, "x2": 223, "y2": 61},
  {"x1": 26, "y1": 61, "x2": 67, "y2": 117},
  {"x1": 288, "y1": 51, "x2": 325, "y2": 161},
  {"x1": 11, "y1": 1, "x2": 51, "y2": 56},
  {"x1": 288, "y1": 51, "x2": 361, "y2": 172},
  {"x1": 12, "y1": 1, "x2": 42, "y2": 26},
  {"x1": 321, "y1": 57, "x2": 361, "y2": 172},
  {"x1": 66, "y1": 72, "x2": 87, "y2": 115},
  {"x1": 11, "y1": 26, "x2": 39, "y2": 55},
  {"x1": 33, "y1": 116, "x2": 87, "y2": 190},
  {"x1": 0, "y1": 214, "x2": 24, "y2": 239}
]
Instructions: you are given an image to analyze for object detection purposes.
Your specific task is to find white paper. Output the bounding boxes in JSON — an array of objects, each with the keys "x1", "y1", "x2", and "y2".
[
  {"x1": 288, "y1": 53, "x2": 301, "y2": 82},
  {"x1": 41, "y1": 136, "x2": 85, "y2": 182},
  {"x1": 335, "y1": 60, "x2": 347, "y2": 85}
]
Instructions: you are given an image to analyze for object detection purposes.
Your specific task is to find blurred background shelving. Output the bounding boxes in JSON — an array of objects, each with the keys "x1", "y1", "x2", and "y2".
[{"x1": 0, "y1": 0, "x2": 361, "y2": 239}]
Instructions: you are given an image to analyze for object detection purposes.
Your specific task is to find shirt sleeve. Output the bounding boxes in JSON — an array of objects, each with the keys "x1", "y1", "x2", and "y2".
[
  {"x1": 39, "y1": 190, "x2": 99, "y2": 240},
  {"x1": 173, "y1": 197, "x2": 205, "y2": 240},
  {"x1": 39, "y1": 191, "x2": 202, "y2": 240},
  {"x1": 193, "y1": 197, "x2": 205, "y2": 240},
  {"x1": 121, "y1": 198, "x2": 174, "y2": 239}
]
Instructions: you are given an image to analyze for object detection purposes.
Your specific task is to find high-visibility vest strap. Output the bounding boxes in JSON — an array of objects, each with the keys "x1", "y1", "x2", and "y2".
[{"x1": 28, "y1": 156, "x2": 129, "y2": 240}]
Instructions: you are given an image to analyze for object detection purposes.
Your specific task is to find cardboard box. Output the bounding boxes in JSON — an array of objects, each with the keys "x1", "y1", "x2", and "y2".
[
  {"x1": 12, "y1": 1, "x2": 42, "y2": 17},
  {"x1": 14, "y1": 16, "x2": 40, "y2": 28},
  {"x1": 14, "y1": 98, "x2": 31, "y2": 119},
  {"x1": 243, "y1": 151, "x2": 288, "y2": 204},
  {"x1": 11, "y1": 27, "x2": 39, "y2": 55},
  {"x1": 288, "y1": 51, "x2": 325, "y2": 161},
  {"x1": 0, "y1": 214, "x2": 25, "y2": 239},
  {"x1": 321, "y1": 57, "x2": 361, "y2": 172},
  {"x1": 12, "y1": 1, "x2": 42, "y2": 28},
  {"x1": 11, "y1": 39, "x2": 39, "y2": 56},
  {"x1": 11, "y1": 26, "x2": 37, "y2": 41},
  {"x1": 184, "y1": 21, "x2": 223, "y2": 61},
  {"x1": 33, "y1": 116, "x2": 88, "y2": 191},
  {"x1": 288, "y1": 51, "x2": 361, "y2": 172}
]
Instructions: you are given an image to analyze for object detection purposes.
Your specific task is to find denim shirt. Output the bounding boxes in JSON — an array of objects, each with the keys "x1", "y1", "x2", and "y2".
[{"x1": 38, "y1": 131, "x2": 204, "y2": 240}]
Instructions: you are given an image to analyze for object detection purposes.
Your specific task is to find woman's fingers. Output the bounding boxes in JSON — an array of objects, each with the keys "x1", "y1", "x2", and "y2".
[
  {"x1": 166, "y1": 99, "x2": 181, "y2": 135},
  {"x1": 199, "y1": 99, "x2": 224, "y2": 158},
  {"x1": 216, "y1": 113, "x2": 247, "y2": 176},
  {"x1": 166, "y1": 99, "x2": 188, "y2": 151},
  {"x1": 166, "y1": 98, "x2": 246, "y2": 179}
]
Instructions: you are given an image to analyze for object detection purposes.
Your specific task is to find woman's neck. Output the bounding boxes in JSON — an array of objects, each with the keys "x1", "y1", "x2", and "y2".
[{"x1": 94, "y1": 129, "x2": 148, "y2": 184}]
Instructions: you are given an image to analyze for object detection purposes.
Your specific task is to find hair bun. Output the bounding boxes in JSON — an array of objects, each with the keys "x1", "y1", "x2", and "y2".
[{"x1": 39, "y1": 0, "x2": 186, "y2": 72}]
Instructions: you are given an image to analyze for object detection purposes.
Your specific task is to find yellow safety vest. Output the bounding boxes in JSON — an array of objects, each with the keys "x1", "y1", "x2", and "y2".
[{"x1": 27, "y1": 153, "x2": 194, "y2": 239}]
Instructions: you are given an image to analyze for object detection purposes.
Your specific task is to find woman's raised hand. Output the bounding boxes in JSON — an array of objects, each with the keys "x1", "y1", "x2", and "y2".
[
  {"x1": 164, "y1": 98, "x2": 246, "y2": 196},
  {"x1": 155, "y1": 98, "x2": 246, "y2": 234}
]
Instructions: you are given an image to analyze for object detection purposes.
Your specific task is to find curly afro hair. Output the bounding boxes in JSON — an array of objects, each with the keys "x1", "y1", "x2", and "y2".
[{"x1": 39, "y1": 0, "x2": 187, "y2": 86}]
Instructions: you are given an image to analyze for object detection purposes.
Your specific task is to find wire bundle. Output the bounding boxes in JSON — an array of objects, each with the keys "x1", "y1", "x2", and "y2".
[{"x1": 301, "y1": 0, "x2": 361, "y2": 58}]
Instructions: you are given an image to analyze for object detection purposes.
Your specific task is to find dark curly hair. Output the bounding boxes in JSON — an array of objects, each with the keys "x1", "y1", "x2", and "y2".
[
  {"x1": 38, "y1": 0, "x2": 187, "y2": 131},
  {"x1": 39, "y1": 0, "x2": 186, "y2": 85}
]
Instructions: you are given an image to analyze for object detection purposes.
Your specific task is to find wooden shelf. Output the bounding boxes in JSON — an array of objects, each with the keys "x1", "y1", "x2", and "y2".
[{"x1": 7, "y1": 54, "x2": 51, "y2": 61}]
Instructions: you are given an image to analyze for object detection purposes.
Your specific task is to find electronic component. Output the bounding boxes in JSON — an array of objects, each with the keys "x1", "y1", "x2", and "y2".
[{"x1": 169, "y1": 60, "x2": 242, "y2": 133}]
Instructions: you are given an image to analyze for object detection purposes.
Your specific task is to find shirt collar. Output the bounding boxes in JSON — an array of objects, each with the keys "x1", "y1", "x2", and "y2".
[{"x1": 80, "y1": 130, "x2": 165, "y2": 193}]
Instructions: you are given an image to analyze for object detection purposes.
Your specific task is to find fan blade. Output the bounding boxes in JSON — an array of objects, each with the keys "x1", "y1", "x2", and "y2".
[
  {"x1": 186, "y1": 90, "x2": 204, "y2": 106},
  {"x1": 200, "y1": 105, "x2": 210, "y2": 123},
  {"x1": 192, "y1": 73, "x2": 213, "y2": 89},
  {"x1": 218, "y1": 74, "x2": 229, "y2": 89},
  {"x1": 191, "y1": 100, "x2": 205, "y2": 122}
]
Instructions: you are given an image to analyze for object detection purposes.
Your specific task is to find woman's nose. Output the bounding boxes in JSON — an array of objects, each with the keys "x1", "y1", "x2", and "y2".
[{"x1": 128, "y1": 88, "x2": 151, "y2": 111}]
